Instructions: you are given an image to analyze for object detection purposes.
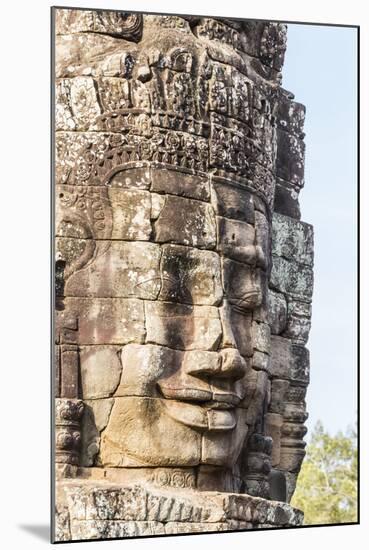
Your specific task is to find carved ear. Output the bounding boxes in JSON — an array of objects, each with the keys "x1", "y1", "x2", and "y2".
[{"x1": 55, "y1": 185, "x2": 112, "y2": 280}]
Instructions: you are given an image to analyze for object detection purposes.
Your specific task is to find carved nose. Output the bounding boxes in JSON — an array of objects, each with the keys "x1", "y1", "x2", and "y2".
[
  {"x1": 185, "y1": 349, "x2": 247, "y2": 381},
  {"x1": 218, "y1": 348, "x2": 247, "y2": 380}
]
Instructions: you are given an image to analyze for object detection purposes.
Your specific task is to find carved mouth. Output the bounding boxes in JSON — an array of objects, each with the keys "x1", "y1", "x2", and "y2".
[
  {"x1": 162, "y1": 399, "x2": 237, "y2": 431},
  {"x1": 158, "y1": 386, "x2": 240, "y2": 431},
  {"x1": 158, "y1": 386, "x2": 241, "y2": 407}
]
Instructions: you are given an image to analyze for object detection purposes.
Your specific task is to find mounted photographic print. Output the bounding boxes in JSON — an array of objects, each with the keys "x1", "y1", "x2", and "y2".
[{"x1": 52, "y1": 5, "x2": 358, "y2": 542}]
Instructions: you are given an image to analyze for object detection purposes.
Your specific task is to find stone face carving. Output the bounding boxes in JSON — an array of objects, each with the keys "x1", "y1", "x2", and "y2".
[{"x1": 53, "y1": 8, "x2": 313, "y2": 541}]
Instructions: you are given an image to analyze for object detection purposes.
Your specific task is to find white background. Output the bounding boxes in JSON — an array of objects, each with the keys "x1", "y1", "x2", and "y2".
[{"x1": 0, "y1": 0, "x2": 366, "y2": 548}]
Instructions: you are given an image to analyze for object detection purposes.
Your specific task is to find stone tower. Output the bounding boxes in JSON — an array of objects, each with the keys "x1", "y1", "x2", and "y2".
[{"x1": 53, "y1": 8, "x2": 313, "y2": 541}]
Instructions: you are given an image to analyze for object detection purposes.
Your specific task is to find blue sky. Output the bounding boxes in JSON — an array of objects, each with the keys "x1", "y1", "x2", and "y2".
[{"x1": 282, "y1": 24, "x2": 358, "y2": 436}]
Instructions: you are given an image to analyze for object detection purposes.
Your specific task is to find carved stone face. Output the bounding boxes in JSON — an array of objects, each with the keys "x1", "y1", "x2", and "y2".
[{"x1": 56, "y1": 165, "x2": 271, "y2": 474}]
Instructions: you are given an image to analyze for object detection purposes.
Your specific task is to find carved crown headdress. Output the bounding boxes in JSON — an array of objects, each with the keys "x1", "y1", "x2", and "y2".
[{"x1": 55, "y1": 11, "x2": 290, "y2": 208}]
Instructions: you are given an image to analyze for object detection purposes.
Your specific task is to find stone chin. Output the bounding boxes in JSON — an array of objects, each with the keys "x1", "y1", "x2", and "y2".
[{"x1": 100, "y1": 395, "x2": 248, "y2": 469}]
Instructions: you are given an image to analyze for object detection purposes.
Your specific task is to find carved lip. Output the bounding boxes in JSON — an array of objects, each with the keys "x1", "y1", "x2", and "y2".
[
  {"x1": 158, "y1": 386, "x2": 241, "y2": 407},
  {"x1": 158, "y1": 386, "x2": 240, "y2": 431},
  {"x1": 162, "y1": 399, "x2": 237, "y2": 431}
]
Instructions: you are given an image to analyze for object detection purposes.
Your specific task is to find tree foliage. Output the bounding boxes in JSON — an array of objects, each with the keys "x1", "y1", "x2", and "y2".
[{"x1": 291, "y1": 420, "x2": 358, "y2": 525}]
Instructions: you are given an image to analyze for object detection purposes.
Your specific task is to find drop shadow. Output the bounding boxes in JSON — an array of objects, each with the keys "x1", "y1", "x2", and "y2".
[{"x1": 18, "y1": 524, "x2": 50, "y2": 542}]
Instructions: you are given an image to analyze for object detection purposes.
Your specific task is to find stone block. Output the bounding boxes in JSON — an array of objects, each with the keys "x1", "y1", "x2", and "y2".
[
  {"x1": 80, "y1": 404, "x2": 100, "y2": 467},
  {"x1": 268, "y1": 290, "x2": 287, "y2": 335},
  {"x1": 145, "y1": 301, "x2": 222, "y2": 351},
  {"x1": 276, "y1": 95, "x2": 305, "y2": 138},
  {"x1": 201, "y1": 407, "x2": 249, "y2": 467},
  {"x1": 241, "y1": 369, "x2": 270, "y2": 425},
  {"x1": 159, "y1": 244, "x2": 223, "y2": 305},
  {"x1": 251, "y1": 351, "x2": 271, "y2": 373},
  {"x1": 108, "y1": 166, "x2": 151, "y2": 189},
  {"x1": 223, "y1": 258, "x2": 263, "y2": 312},
  {"x1": 279, "y1": 448, "x2": 306, "y2": 473},
  {"x1": 65, "y1": 241, "x2": 161, "y2": 299},
  {"x1": 286, "y1": 384, "x2": 307, "y2": 404},
  {"x1": 59, "y1": 345, "x2": 79, "y2": 398},
  {"x1": 55, "y1": 479, "x2": 304, "y2": 541},
  {"x1": 115, "y1": 344, "x2": 181, "y2": 398},
  {"x1": 254, "y1": 210, "x2": 270, "y2": 269},
  {"x1": 283, "y1": 402, "x2": 308, "y2": 424},
  {"x1": 285, "y1": 471, "x2": 298, "y2": 503},
  {"x1": 63, "y1": 297, "x2": 145, "y2": 345},
  {"x1": 108, "y1": 188, "x2": 152, "y2": 240},
  {"x1": 55, "y1": 9, "x2": 143, "y2": 38},
  {"x1": 56, "y1": 77, "x2": 101, "y2": 132},
  {"x1": 252, "y1": 322, "x2": 271, "y2": 354},
  {"x1": 283, "y1": 299, "x2": 312, "y2": 344},
  {"x1": 290, "y1": 344, "x2": 310, "y2": 385},
  {"x1": 150, "y1": 193, "x2": 166, "y2": 220},
  {"x1": 55, "y1": 238, "x2": 93, "y2": 278},
  {"x1": 154, "y1": 195, "x2": 216, "y2": 249},
  {"x1": 211, "y1": 178, "x2": 255, "y2": 223},
  {"x1": 164, "y1": 522, "x2": 231, "y2": 533},
  {"x1": 269, "y1": 378, "x2": 290, "y2": 414},
  {"x1": 219, "y1": 303, "x2": 253, "y2": 358},
  {"x1": 276, "y1": 130, "x2": 305, "y2": 187},
  {"x1": 217, "y1": 216, "x2": 256, "y2": 264},
  {"x1": 270, "y1": 255, "x2": 313, "y2": 301},
  {"x1": 80, "y1": 346, "x2": 122, "y2": 399},
  {"x1": 272, "y1": 213, "x2": 313, "y2": 265},
  {"x1": 273, "y1": 179, "x2": 301, "y2": 220},
  {"x1": 115, "y1": 344, "x2": 221, "y2": 401},
  {"x1": 270, "y1": 335, "x2": 291, "y2": 379},
  {"x1": 281, "y1": 422, "x2": 308, "y2": 443},
  {"x1": 85, "y1": 399, "x2": 114, "y2": 432},
  {"x1": 151, "y1": 167, "x2": 210, "y2": 201},
  {"x1": 265, "y1": 413, "x2": 284, "y2": 466}
]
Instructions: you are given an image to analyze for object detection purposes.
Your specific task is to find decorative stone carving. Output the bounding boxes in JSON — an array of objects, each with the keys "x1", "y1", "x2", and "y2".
[{"x1": 53, "y1": 7, "x2": 313, "y2": 541}]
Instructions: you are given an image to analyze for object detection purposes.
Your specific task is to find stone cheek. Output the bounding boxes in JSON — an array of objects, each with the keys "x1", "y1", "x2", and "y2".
[
  {"x1": 65, "y1": 241, "x2": 162, "y2": 299},
  {"x1": 159, "y1": 244, "x2": 223, "y2": 306},
  {"x1": 154, "y1": 195, "x2": 217, "y2": 249},
  {"x1": 80, "y1": 346, "x2": 122, "y2": 399},
  {"x1": 62, "y1": 298, "x2": 145, "y2": 345},
  {"x1": 115, "y1": 344, "x2": 229, "y2": 401},
  {"x1": 108, "y1": 188, "x2": 152, "y2": 240},
  {"x1": 101, "y1": 396, "x2": 203, "y2": 467},
  {"x1": 201, "y1": 408, "x2": 249, "y2": 466},
  {"x1": 145, "y1": 301, "x2": 222, "y2": 351}
]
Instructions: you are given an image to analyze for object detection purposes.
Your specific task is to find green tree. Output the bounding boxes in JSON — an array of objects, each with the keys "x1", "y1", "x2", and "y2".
[{"x1": 291, "y1": 420, "x2": 358, "y2": 525}]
